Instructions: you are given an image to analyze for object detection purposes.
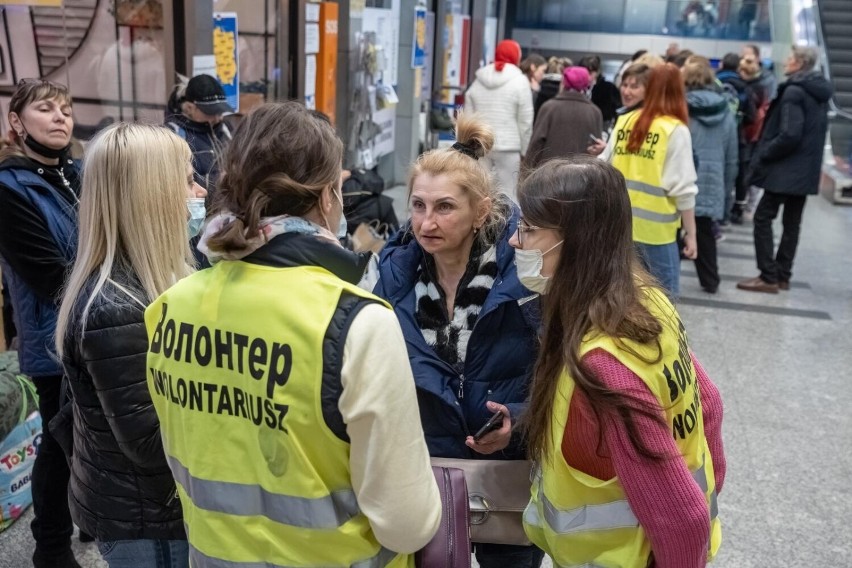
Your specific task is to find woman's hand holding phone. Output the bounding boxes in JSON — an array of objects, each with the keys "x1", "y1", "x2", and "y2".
[
  {"x1": 465, "y1": 401, "x2": 512, "y2": 455},
  {"x1": 587, "y1": 133, "x2": 606, "y2": 156}
]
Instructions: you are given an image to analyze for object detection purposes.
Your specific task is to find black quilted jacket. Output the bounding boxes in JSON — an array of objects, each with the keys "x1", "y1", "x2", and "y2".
[{"x1": 61, "y1": 270, "x2": 185, "y2": 541}]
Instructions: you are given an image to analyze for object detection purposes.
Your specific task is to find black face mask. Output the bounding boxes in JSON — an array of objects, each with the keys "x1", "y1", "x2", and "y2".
[
  {"x1": 14, "y1": 114, "x2": 70, "y2": 160},
  {"x1": 23, "y1": 133, "x2": 69, "y2": 160}
]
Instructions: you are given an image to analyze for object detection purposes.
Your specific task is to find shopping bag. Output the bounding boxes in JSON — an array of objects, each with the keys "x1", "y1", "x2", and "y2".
[{"x1": 0, "y1": 374, "x2": 41, "y2": 533}]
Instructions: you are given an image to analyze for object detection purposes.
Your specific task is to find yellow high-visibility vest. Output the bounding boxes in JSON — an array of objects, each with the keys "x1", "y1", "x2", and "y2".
[
  {"x1": 523, "y1": 287, "x2": 721, "y2": 567},
  {"x1": 610, "y1": 110, "x2": 684, "y2": 245},
  {"x1": 145, "y1": 260, "x2": 410, "y2": 568}
]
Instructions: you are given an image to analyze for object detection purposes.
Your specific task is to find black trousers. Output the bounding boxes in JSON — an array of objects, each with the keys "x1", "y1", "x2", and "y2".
[
  {"x1": 694, "y1": 216, "x2": 720, "y2": 292},
  {"x1": 732, "y1": 142, "x2": 755, "y2": 217},
  {"x1": 753, "y1": 191, "x2": 807, "y2": 284},
  {"x1": 30, "y1": 375, "x2": 73, "y2": 557}
]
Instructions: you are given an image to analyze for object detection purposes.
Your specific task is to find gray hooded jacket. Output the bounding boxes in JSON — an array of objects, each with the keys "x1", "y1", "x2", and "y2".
[{"x1": 686, "y1": 89, "x2": 739, "y2": 220}]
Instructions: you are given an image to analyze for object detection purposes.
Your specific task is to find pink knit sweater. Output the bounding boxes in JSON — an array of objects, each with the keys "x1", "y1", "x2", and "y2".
[{"x1": 561, "y1": 348, "x2": 726, "y2": 568}]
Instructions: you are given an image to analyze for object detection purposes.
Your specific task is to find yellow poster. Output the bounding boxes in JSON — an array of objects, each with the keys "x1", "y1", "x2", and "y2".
[{"x1": 0, "y1": 0, "x2": 63, "y2": 6}]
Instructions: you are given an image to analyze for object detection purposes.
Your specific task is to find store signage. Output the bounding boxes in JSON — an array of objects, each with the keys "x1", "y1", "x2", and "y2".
[
  {"x1": 212, "y1": 12, "x2": 239, "y2": 112},
  {"x1": 411, "y1": 6, "x2": 426, "y2": 69}
]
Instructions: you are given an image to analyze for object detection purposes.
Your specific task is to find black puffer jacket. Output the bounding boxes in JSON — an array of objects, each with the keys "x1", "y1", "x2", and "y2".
[
  {"x1": 748, "y1": 71, "x2": 833, "y2": 195},
  {"x1": 62, "y1": 270, "x2": 184, "y2": 541}
]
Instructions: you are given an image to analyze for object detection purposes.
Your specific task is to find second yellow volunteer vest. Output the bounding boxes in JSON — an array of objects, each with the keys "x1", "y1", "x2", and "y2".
[
  {"x1": 610, "y1": 110, "x2": 683, "y2": 245},
  {"x1": 523, "y1": 286, "x2": 721, "y2": 567}
]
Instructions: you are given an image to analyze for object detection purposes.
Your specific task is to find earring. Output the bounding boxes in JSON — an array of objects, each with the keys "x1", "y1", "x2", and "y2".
[{"x1": 473, "y1": 226, "x2": 480, "y2": 234}]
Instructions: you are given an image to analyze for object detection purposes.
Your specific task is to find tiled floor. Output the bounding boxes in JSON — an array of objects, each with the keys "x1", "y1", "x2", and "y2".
[{"x1": 2, "y1": 192, "x2": 850, "y2": 568}]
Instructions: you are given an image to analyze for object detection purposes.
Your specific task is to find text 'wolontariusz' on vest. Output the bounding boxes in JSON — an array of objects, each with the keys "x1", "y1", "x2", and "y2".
[{"x1": 147, "y1": 303, "x2": 292, "y2": 433}]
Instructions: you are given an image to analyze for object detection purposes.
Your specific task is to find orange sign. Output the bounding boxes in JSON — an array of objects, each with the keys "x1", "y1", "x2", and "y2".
[{"x1": 315, "y1": 2, "x2": 338, "y2": 125}]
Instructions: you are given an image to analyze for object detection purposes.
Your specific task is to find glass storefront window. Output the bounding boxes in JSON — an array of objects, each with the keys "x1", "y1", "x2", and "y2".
[
  {"x1": 0, "y1": 0, "x2": 170, "y2": 139},
  {"x1": 514, "y1": 0, "x2": 772, "y2": 41}
]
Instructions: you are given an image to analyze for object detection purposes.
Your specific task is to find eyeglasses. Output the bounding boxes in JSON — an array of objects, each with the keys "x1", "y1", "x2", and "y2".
[{"x1": 517, "y1": 218, "x2": 543, "y2": 248}]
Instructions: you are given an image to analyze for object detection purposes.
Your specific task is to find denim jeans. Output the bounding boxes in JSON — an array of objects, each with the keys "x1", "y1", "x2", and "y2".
[
  {"x1": 474, "y1": 542, "x2": 545, "y2": 568},
  {"x1": 97, "y1": 540, "x2": 189, "y2": 568},
  {"x1": 635, "y1": 241, "x2": 681, "y2": 298}
]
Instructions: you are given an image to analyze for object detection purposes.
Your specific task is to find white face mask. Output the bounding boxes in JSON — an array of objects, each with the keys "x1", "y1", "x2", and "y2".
[
  {"x1": 330, "y1": 189, "x2": 348, "y2": 240},
  {"x1": 515, "y1": 240, "x2": 563, "y2": 294}
]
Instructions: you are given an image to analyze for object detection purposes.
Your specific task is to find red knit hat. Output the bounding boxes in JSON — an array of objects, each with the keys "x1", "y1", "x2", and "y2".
[{"x1": 494, "y1": 40, "x2": 521, "y2": 72}]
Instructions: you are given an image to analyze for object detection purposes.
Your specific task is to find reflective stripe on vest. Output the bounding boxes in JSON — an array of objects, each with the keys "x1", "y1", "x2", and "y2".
[
  {"x1": 631, "y1": 207, "x2": 681, "y2": 224},
  {"x1": 168, "y1": 454, "x2": 360, "y2": 529},
  {"x1": 527, "y1": 459, "x2": 716, "y2": 536},
  {"x1": 189, "y1": 543, "x2": 399, "y2": 568}
]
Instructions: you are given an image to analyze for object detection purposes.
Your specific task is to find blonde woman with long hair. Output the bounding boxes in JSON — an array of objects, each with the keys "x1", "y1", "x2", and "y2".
[{"x1": 55, "y1": 123, "x2": 202, "y2": 568}]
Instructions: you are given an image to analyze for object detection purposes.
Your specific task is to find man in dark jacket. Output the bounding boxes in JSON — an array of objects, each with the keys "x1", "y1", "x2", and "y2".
[
  {"x1": 738, "y1": 46, "x2": 833, "y2": 293},
  {"x1": 165, "y1": 74, "x2": 233, "y2": 203},
  {"x1": 166, "y1": 74, "x2": 233, "y2": 266}
]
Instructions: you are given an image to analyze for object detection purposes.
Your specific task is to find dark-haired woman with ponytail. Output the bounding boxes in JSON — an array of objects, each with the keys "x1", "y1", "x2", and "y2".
[
  {"x1": 598, "y1": 63, "x2": 699, "y2": 298},
  {"x1": 373, "y1": 113, "x2": 543, "y2": 568},
  {"x1": 513, "y1": 156, "x2": 726, "y2": 568},
  {"x1": 146, "y1": 102, "x2": 440, "y2": 568}
]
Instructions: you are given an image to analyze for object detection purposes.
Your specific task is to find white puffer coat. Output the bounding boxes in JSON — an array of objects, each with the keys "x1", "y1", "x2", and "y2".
[{"x1": 465, "y1": 63, "x2": 534, "y2": 154}]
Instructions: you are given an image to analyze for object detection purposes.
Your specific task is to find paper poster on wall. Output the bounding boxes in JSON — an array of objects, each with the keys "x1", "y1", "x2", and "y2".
[
  {"x1": 421, "y1": 12, "x2": 434, "y2": 100},
  {"x1": 372, "y1": 107, "x2": 396, "y2": 158},
  {"x1": 192, "y1": 55, "x2": 217, "y2": 79},
  {"x1": 411, "y1": 6, "x2": 426, "y2": 69},
  {"x1": 483, "y1": 17, "x2": 498, "y2": 67},
  {"x1": 305, "y1": 3, "x2": 320, "y2": 22},
  {"x1": 305, "y1": 54, "x2": 317, "y2": 110},
  {"x1": 213, "y1": 12, "x2": 239, "y2": 112},
  {"x1": 305, "y1": 22, "x2": 320, "y2": 54},
  {"x1": 361, "y1": 0, "x2": 400, "y2": 85},
  {"x1": 441, "y1": 13, "x2": 469, "y2": 104}
]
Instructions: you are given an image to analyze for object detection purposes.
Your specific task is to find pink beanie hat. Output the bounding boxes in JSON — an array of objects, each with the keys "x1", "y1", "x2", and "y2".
[{"x1": 562, "y1": 66, "x2": 591, "y2": 91}]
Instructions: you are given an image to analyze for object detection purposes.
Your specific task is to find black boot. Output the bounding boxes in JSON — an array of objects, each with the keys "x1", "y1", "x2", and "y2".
[{"x1": 33, "y1": 548, "x2": 82, "y2": 568}]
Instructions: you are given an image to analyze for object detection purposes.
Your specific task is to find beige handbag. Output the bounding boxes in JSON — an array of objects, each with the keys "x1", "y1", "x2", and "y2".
[{"x1": 430, "y1": 458, "x2": 533, "y2": 546}]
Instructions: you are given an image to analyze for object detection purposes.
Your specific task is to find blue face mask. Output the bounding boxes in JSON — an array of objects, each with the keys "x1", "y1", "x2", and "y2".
[{"x1": 187, "y1": 198, "x2": 206, "y2": 239}]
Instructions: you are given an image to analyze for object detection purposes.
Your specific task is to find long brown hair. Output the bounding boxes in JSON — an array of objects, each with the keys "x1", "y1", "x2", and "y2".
[
  {"x1": 517, "y1": 156, "x2": 667, "y2": 463},
  {"x1": 207, "y1": 102, "x2": 343, "y2": 253},
  {"x1": 0, "y1": 79, "x2": 72, "y2": 163},
  {"x1": 627, "y1": 63, "x2": 688, "y2": 153}
]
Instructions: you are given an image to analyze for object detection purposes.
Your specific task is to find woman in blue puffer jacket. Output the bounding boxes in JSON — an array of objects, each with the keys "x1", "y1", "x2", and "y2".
[
  {"x1": 373, "y1": 113, "x2": 543, "y2": 568},
  {"x1": 683, "y1": 56, "x2": 738, "y2": 293}
]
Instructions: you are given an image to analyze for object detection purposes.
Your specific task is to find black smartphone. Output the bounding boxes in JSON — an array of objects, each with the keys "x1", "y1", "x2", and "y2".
[{"x1": 473, "y1": 410, "x2": 504, "y2": 442}]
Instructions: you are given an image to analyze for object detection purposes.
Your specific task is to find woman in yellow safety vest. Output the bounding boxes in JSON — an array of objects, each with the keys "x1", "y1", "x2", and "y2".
[
  {"x1": 511, "y1": 156, "x2": 726, "y2": 568},
  {"x1": 145, "y1": 102, "x2": 441, "y2": 568},
  {"x1": 594, "y1": 63, "x2": 699, "y2": 298}
]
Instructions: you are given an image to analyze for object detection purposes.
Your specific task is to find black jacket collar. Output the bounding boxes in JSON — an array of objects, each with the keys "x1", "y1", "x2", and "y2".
[{"x1": 242, "y1": 232, "x2": 371, "y2": 285}]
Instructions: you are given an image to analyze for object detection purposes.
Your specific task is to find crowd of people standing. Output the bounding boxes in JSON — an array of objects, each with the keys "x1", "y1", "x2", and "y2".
[{"x1": 0, "y1": 35, "x2": 833, "y2": 568}]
